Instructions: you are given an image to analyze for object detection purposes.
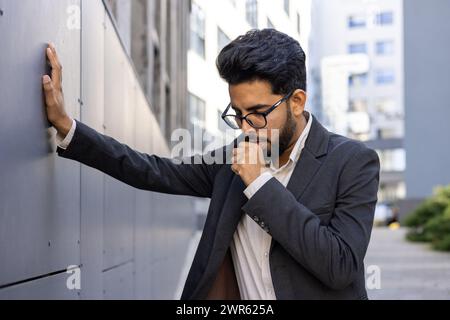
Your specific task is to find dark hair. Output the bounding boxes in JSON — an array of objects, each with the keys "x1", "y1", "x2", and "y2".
[{"x1": 216, "y1": 29, "x2": 307, "y2": 95}]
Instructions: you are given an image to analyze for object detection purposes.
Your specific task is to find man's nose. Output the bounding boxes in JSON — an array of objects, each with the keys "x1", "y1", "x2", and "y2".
[
  {"x1": 242, "y1": 125, "x2": 258, "y2": 141},
  {"x1": 241, "y1": 120, "x2": 254, "y2": 134}
]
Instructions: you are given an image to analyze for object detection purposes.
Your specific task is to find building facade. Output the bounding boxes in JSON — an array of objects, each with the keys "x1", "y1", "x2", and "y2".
[
  {"x1": 309, "y1": 0, "x2": 405, "y2": 203},
  {"x1": 106, "y1": 0, "x2": 190, "y2": 142},
  {"x1": 0, "y1": 0, "x2": 196, "y2": 299},
  {"x1": 403, "y1": 0, "x2": 450, "y2": 200}
]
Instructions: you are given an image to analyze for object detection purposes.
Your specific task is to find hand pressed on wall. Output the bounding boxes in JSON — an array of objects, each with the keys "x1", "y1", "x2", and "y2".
[{"x1": 42, "y1": 43, "x2": 73, "y2": 137}]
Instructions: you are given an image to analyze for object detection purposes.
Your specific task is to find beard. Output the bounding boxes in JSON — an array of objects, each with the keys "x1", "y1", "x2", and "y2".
[
  {"x1": 265, "y1": 107, "x2": 297, "y2": 158},
  {"x1": 279, "y1": 107, "x2": 298, "y2": 155}
]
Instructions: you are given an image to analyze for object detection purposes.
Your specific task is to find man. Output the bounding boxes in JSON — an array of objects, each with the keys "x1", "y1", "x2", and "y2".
[{"x1": 42, "y1": 29, "x2": 380, "y2": 300}]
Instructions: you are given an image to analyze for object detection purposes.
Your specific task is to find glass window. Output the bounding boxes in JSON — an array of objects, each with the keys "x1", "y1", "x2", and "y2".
[
  {"x1": 189, "y1": 94, "x2": 207, "y2": 153},
  {"x1": 297, "y1": 13, "x2": 301, "y2": 35},
  {"x1": 189, "y1": 94, "x2": 206, "y2": 131},
  {"x1": 218, "y1": 28, "x2": 231, "y2": 53},
  {"x1": 349, "y1": 73, "x2": 368, "y2": 87},
  {"x1": 190, "y1": 3, "x2": 205, "y2": 58},
  {"x1": 375, "y1": 11, "x2": 394, "y2": 26},
  {"x1": 284, "y1": 0, "x2": 290, "y2": 16},
  {"x1": 348, "y1": 43, "x2": 367, "y2": 54},
  {"x1": 246, "y1": 0, "x2": 258, "y2": 29},
  {"x1": 349, "y1": 99, "x2": 368, "y2": 113},
  {"x1": 348, "y1": 14, "x2": 366, "y2": 28},
  {"x1": 218, "y1": 110, "x2": 229, "y2": 133},
  {"x1": 267, "y1": 18, "x2": 275, "y2": 29},
  {"x1": 377, "y1": 149, "x2": 405, "y2": 172},
  {"x1": 375, "y1": 69, "x2": 395, "y2": 85},
  {"x1": 376, "y1": 40, "x2": 394, "y2": 55}
]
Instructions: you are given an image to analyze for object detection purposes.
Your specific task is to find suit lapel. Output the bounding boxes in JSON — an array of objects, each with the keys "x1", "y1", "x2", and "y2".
[
  {"x1": 286, "y1": 113, "x2": 330, "y2": 200},
  {"x1": 213, "y1": 173, "x2": 247, "y2": 250},
  {"x1": 192, "y1": 172, "x2": 247, "y2": 298},
  {"x1": 286, "y1": 148, "x2": 322, "y2": 201}
]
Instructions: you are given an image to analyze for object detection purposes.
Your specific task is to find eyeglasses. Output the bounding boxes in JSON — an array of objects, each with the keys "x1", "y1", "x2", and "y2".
[{"x1": 221, "y1": 91, "x2": 294, "y2": 130}]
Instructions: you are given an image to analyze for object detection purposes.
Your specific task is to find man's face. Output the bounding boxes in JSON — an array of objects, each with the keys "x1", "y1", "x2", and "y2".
[{"x1": 229, "y1": 80, "x2": 303, "y2": 156}]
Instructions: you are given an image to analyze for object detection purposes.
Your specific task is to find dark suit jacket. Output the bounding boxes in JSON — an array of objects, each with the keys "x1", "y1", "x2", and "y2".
[{"x1": 57, "y1": 113, "x2": 380, "y2": 300}]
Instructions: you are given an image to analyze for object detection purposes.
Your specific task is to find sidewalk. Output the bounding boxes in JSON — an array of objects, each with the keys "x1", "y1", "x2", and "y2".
[{"x1": 365, "y1": 227, "x2": 450, "y2": 300}]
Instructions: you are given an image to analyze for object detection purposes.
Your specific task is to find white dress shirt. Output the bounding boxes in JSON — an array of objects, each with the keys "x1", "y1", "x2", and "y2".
[
  {"x1": 55, "y1": 119, "x2": 77, "y2": 150},
  {"x1": 230, "y1": 111, "x2": 313, "y2": 300},
  {"x1": 56, "y1": 112, "x2": 313, "y2": 300}
]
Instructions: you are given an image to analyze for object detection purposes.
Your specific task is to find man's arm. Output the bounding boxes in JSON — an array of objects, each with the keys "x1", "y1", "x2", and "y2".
[
  {"x1": 56, "y1": 119, "x2": 219, "y2": 197},
  {"x1": 42, "y1": 43, "x2": 219, "y2": 198},
  {"x1": 56, "y1": 119, "x2": 77, "y2": 150},
  {"x1": 241, "y1": 145, "x2": 380, "y2": 290}
]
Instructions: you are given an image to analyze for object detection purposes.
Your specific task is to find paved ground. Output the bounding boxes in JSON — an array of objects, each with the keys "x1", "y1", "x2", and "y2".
[{"x1": 365, "y1": 227, "x2": 450, "y2": 300}]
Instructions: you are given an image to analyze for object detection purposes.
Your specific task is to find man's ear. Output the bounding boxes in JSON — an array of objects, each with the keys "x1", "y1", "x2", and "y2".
[{"x1": 290, "y1": 89, "x2": 307, "y2": 117}]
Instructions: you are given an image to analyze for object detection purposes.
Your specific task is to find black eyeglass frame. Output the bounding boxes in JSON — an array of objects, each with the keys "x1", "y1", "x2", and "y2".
[{"x1": 221, "y1": 90, "x2": 295, "y2": 130}]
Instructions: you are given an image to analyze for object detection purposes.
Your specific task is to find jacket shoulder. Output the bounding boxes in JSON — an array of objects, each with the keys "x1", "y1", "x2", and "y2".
[{"x1": 327, "y1": 132, "x2": 378, "y2": 161}]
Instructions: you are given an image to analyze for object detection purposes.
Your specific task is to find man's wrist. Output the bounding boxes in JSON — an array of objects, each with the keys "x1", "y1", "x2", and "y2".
[
  {"x1": 244, "y1": 171, "x2": 273, "y2": 199},
  {"x1": 55, "y1": 116, "x2": 73, "y2": 137}
]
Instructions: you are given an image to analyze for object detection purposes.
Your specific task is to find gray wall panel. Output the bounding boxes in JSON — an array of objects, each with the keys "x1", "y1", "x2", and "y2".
[
  {"x1": 1, "y1": 0, "x2": 200, "y2": 299},
  {"x1": 102, "y1": 17, "x2": 135, "y2": 270},
  {"x1": 103, "y1": 262, "x2": 134, "y2": 300},
  {"x1": 0, "y1": 0, "x2": 81, "y2": 286},
  {"x1": 133, "y1": 92, "x2": 154, "y2": 299},
  {"x1": 404, "y1": 0, "x2": 450, "y2": 198},
  {"x1": 0, "y1": 272, "x2": 80, "y2": 300},
  {"x1": 79, "y1": 0, "x2": 106, "y2": 299}
]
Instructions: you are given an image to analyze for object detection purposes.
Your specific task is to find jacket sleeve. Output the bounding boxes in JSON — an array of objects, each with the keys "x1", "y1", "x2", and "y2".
[
  {"x1": 241, "y1": 145, "x2": 380, "y2": 290},
  {"x1": 57, "y1": 120, "x2": 221, "y2": 198}
]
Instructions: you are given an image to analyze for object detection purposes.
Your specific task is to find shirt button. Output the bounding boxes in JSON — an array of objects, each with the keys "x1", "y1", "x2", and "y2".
[
  {"x1": 264, "y1": 252, "x2": 269, "y2": 258},
  {"x1": 253, "y1": 216, "x2": 260, "y2": 222}
]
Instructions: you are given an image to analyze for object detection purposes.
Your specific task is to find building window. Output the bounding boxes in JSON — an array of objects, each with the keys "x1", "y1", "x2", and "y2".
[
  {"x1": 375, "y1": 69, "x2": 395, "y2": 85},
  {"x1": 228, "y1": 0, "x2": 237, "y2": 7},
  {"x1": 218, "y1": 110, "x2": 229, "y2": 133},
  {"x1": 349, "y1": 73, "x2": 368, "y2": 87},
  {"x1": 348, "y1": 43, "x2": 367, "y2": 54},
  {"x1": 190, "y1": 3, "x2": 206, "y2": 58},
  {"x1": 349, "y1": 99, "x2": 368, "y2": 113},
  {"x1": 348, "y1": 14, "x2": 366, "y2": 29},
  {"x1": 218, "y1": 28, "x2": 231, "y2": 53},
  {"x1": 297, "y1": 13, "x2": 301, "y2": 35},
  {"x1": 375, "y1": 11, "x2": 394, "y2": 26},
  {"x1": 189, "y1": 94, "x2": 206, "y2": 130},
  {"x1": 246, "y1": 0, "x2": 258, "y2": 29},
  {"x1": 376, "y1": 40, "x2": 394, "y2": 55},
  {"x1": 377, "y1": 149, "x2": 405, "y2": 172},
  {"x1": 284, "y1": 0, "x2": 290, "y2": 16},
  {"x1": 375, "y1": 98, "x2": 402, "y2": 119}
]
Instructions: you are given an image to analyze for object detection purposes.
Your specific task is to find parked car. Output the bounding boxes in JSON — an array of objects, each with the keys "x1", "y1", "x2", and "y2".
[{"x1": 374, "y1": 203, "x2": 395, "y2": 226}]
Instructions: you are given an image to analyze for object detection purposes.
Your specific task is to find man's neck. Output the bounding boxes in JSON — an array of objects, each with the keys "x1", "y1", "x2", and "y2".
[{"x1": 277, "y1": 112, "x2": 307, "y2": 168}]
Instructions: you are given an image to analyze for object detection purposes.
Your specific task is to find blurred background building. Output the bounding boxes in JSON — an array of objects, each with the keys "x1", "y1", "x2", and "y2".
[
  {"x1": 403, "y1": 0, "x2": 450, "y2": 202},
  {"x1": 106, "y1": 0, "x2": 189, "y2": 142},
  {"x1": 309, "y1": 0, "x2": 405, "y2": 205}
]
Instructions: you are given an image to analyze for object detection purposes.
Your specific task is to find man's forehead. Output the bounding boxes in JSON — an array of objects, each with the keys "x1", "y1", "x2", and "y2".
[{"x1": 229, "y1": 84, "x2": 275, "y2": 110}]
